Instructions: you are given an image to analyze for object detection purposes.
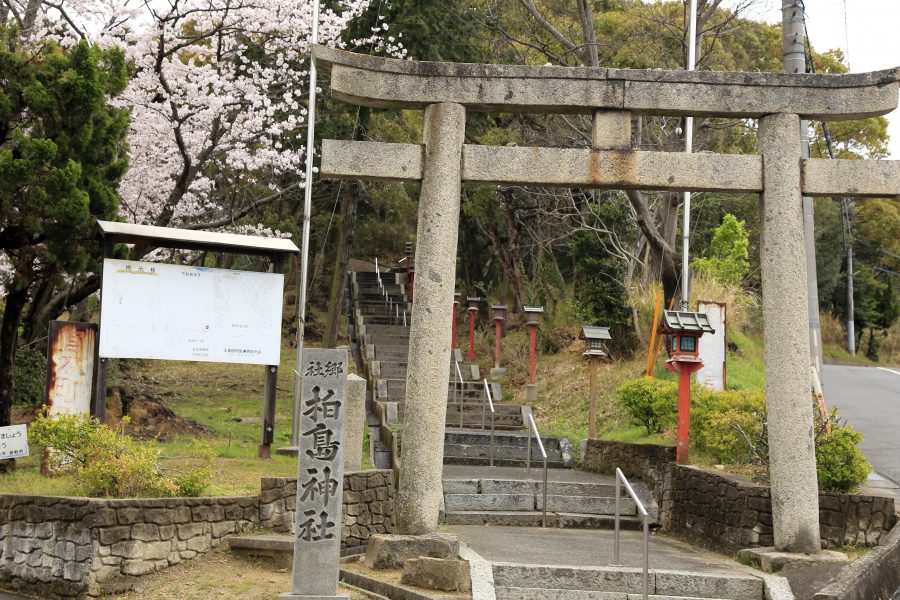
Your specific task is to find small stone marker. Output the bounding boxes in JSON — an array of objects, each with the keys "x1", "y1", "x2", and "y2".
[
  {"x1": 0, "y1": 424, "x2": 29, "y2": 460},
  {"x1": 280, "y1": 348, "x2": 349, "y2": 600}
]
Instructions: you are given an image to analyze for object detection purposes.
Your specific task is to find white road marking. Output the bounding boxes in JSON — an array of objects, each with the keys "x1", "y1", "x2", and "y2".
[{"x1": 876, "y1": 367, "x2": 900, "y2": 377}]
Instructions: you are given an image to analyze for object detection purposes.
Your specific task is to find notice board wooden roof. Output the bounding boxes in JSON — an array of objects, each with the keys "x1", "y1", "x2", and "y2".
[{"x1": 97, "y1": 221, "x2": 299, "y2": 258}]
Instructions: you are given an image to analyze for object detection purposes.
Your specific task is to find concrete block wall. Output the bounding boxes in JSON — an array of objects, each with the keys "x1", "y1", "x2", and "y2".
[
  {"x1": 259, "y1": 469, "x2": 395, "y2": 549},
  {"x1": 0, "y1": 469, "x2": 395, "y2": 598},
  {"x1": 581, "y1": 439, "x2": 896, "y2": 554}
]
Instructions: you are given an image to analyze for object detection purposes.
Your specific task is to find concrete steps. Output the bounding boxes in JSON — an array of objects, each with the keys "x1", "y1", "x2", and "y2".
[
  {"x1": 442, "y1": 428, "x2": 574, "y2": 467},
  {"x1": 491, "y1": 564, "x2": 765, "y2": 600},
  {"x1": 442, "y1": 477, "x2": 646, "y2": 529}
]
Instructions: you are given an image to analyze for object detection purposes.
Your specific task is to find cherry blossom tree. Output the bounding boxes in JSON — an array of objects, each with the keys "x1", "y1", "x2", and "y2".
[{"x1": 1, "y1": 0, "x2": 403, "y2": 342}]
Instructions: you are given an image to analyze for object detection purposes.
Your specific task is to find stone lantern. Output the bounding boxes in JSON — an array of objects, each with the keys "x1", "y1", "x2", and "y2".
[
  {"x1": 523, "y1": 306, "x2": 544, "y2": 402},
  {"x1": 580, "y1": 325, "x2": 611, "y2": 439},
  {"x1": 490, "y1": 304, "x2": 508, "y2": 380},
  {"x1": 658, "y1": 310, "x2": 715, "y2": 464}
]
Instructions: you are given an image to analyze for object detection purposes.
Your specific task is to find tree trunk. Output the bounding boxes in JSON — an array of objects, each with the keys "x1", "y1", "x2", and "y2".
[
  {"x1": 504, "y1": 198, "x2": 527, "y2": 309},
  {"x1": 324, "y1": 181, "x2": 361, "y2": 346},
  {"x1": 0, "y1": 273, "x2": 30, "y2": 472},
  {"x1": 324, "y1": 108, "x2": 369, "y2": 347}
]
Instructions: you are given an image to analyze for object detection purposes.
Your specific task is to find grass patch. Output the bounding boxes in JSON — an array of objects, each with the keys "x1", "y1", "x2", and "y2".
[
  {"x1": 726, "y1": 330, "x2": 764, "y2": 390},
  {"x1": 4, "y1": 341, "x2": 373, "y2": 498}
]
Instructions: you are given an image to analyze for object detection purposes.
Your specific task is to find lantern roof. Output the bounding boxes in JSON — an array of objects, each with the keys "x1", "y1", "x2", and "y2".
[
  {"x1": 659, "y1": 311, "x2": 715, "y2": 335},
  {"x1": 580, "y1": 325, "x2": 612, "y2": 340}
]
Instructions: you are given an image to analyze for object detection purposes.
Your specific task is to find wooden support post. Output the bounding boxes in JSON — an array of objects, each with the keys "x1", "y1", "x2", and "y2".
[
  {"x1": 259, "y1": 255, "x2": 286, "y2": 459},
  {"x1": 645, "y1": 289, "x2": 663, "y2": 378},
  {"x1": 91, "y1": 238, "x2": 114, "y2": 422},
  {"x1": 588, "y1": 356, "x2": 600, "y2": 439},
  {"x1": 259, "y1": 364, "x2": 278, "y2": 459}
]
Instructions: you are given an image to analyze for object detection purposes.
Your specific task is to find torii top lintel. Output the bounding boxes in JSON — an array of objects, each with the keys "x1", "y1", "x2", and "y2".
[{"x1": 313, "y1": 45, "x2": 899, "y2": 120}]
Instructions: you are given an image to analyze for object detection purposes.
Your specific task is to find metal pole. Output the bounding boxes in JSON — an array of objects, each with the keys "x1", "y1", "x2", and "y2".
[
  {"x1": 490, "y1": 409, "x2": 495, "y2": 467},
  {"x1": 846, "y1": 239, "x2": 856, "y2": 354},
  {"x1": 291, "y1": 0, "x2": 321, "y2": 447},
  {"x1": 681, "y1": 0, "x2": 698, "y2": 309},
  {"x1": 642, "y1": 517, "x2": 649, "y2": 600},
  {"x1": 783, "y1": 0, "x2": 824, "y2": 377},
  {"x1": 526, "y1": 426, "x2": 532, "y2": 473},
  {"x1": 542, "y1": 455, "x2": 548, "y2": 528},
  {"x1": 613, "y1": 474, "x2": 621, "y2": 564}
]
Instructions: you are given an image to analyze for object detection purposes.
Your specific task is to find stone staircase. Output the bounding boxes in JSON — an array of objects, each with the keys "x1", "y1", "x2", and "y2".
[
  {"x1": 351, "y1": 268, "x2": 554, "y2": 473},
  {"x1": 491, "y1": 563, "x2": 766, "y2": 600},
  {"x1": 441, "y1": 477, "x2": 652, "y2": 529}
]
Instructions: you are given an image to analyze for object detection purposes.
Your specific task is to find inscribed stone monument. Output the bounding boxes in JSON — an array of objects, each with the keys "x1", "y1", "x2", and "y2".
[{"x1": 280, "y1": 348, "x2": 349, "y2": 600}]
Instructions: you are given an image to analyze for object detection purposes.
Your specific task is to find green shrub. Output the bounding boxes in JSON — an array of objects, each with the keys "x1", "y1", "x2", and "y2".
[
  {"x1": 617, "y1": 378, "x2": 677, "y2": 434},
  {"x1": 29, "y1": 410, "x2": 212, "y2": 497},
  {"x1": 13, "y1": 345, "x2": 47, "y2": 405},
  {"x1": 691, "y1": 388, "x2": 767, "y2": 464},
  {"x1": 815, "y1": 411, "x2": 871, "y2": 493}
]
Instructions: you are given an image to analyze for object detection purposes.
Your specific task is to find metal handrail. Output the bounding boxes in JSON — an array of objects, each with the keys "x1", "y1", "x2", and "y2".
[
  {"x1": 483, "y1": 379, "x2": 496, "y2": 467},
  {"x1": 454, "y1": 361, "x2": 464, "y2": 428},
  {"x1": 613, "y1": 467, "x2": 650, "y2": 600},
  {"x1": 524, "y1": 408, "x2": 548, "y2": 528}
]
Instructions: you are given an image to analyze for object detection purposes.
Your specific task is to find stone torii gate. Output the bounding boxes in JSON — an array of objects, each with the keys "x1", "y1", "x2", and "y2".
[{"x1": 314, "y1": 45, "x2": 900, "y2": 554}]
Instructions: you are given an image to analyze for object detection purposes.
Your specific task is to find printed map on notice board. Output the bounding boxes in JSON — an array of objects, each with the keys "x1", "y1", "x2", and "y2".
[{"x1": 99, "y1": 259, "x2": 284, "y2": 365}]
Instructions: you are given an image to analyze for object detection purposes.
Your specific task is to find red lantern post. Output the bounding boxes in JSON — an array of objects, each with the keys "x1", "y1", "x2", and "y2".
[
  {"x1": 524, "y1": 306, "x2": 544, "y2": 402},
  {"x1": 658, "y1": 311, "x2": 714, "y2": 464}
]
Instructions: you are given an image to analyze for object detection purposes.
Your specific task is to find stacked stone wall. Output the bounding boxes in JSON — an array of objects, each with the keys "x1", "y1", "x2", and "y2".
[
  {"x1": 259, "y1": 469, "x2": 395, "y2": 549},
  {"x1": 581, "y1": 439, "x2": 896, "y2": 554},
  {"x1": 0, "y1": 469, "x2": 394, "y2": 598},
  {"x1": 671, "y1": 465, "x2": 895, "y2": 553},
  {"x1": 581, "y1": 439, "x2": 676, "y2": 525}
]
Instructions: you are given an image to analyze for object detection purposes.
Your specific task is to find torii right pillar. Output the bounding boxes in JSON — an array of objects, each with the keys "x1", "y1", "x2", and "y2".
[{"x1": 759, "y1": 112, "x2": 821, "y2": 554}]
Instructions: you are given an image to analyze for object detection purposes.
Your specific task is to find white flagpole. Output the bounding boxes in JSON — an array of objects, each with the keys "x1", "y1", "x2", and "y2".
[
  {"x1": 681, "y1": 0, "x2": 698, "y2": 310},
  {"x1": 291, "y1": 0, "x2": 321, "y2": 447}
]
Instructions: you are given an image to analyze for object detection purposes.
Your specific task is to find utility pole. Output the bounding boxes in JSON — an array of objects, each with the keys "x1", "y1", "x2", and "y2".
[
  {"x1": 844, "y1": 201, "x2": 856, "y2": 354},
  {"x1": 782, "y1": 0, "x2": 825, "y2": 377},
  {"x1": 291, "y1": 0, "x2": 321, "y2": 446},
  {"x1": 681, "y1": 0, "x2": 698, "y2": 310}
]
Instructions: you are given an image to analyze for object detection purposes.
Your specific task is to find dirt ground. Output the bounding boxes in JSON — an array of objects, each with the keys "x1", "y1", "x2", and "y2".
[{"x1": 107, "y1": 548, "x2": 376, "y2": 600}]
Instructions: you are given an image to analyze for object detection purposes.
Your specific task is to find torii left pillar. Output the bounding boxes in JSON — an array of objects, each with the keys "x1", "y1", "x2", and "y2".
[{"x1": 397, "y1": 103, "x2": 466, "y2": 535}]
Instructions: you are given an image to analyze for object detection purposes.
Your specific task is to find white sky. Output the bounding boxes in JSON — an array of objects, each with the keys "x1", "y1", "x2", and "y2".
[{"x1": 754, "y1": 0, "x2": 900, "y2": 159}]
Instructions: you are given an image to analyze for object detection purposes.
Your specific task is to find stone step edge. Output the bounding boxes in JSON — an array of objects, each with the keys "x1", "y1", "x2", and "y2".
[
  {"x1": 340, "y1": 560, "x2": 469, "y2": 600},
  {"x1": 226, "y1": 534, "x2": 366, "y2": 558},
  {"x1": 442, "y1": 493, "x2": 636, "y2": 515},
  {"x1": 491, "y1": 564, "x2": 763, "y2": 599},
  {"x1": 495, "y1": 587, "x2": 738, "y2": 600},
  {"x1": 442, "y1": 457, "x2": 569, "y2": 469},
  {"x1": 442, "y1": 511, "x2": 645, "y2": 529}
]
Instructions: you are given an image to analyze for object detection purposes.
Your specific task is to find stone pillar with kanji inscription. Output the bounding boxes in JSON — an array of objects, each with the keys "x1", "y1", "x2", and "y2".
[{"x1": 280, "y1": 348, "x2": 349, "y2": 600}]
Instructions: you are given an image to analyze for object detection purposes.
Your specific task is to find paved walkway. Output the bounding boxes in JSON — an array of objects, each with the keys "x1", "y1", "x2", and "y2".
[{"x1": 448, "y1": 525, "x2": 756, "y2": 577}]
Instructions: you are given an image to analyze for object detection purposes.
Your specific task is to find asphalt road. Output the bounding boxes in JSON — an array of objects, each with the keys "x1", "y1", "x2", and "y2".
[{"x1": 823, "y1": 364, "x2": 900, "y2": 484}]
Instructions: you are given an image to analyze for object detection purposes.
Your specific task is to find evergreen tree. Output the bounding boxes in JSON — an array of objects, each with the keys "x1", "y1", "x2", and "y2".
[{"x1": 0, "y1": 30, "x2": 129, "y2": 439}]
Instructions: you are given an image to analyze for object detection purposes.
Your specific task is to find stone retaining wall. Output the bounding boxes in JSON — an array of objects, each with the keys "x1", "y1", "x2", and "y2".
[
  {"x1": 0, "y1": 469, "x2": 394, "y2": 598},
  {"x1": 671, "y1": 465, "x2": 895, "y2": 554},
  {"x1": 581, "y1": 439, "x2": 676, "y2": 525},
  {"x1": 259, "y1": 470, "x2": 394, "y2": 549},
  {"x1": 581, "y1": 439, "x2": 896, "y2": 554}
]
